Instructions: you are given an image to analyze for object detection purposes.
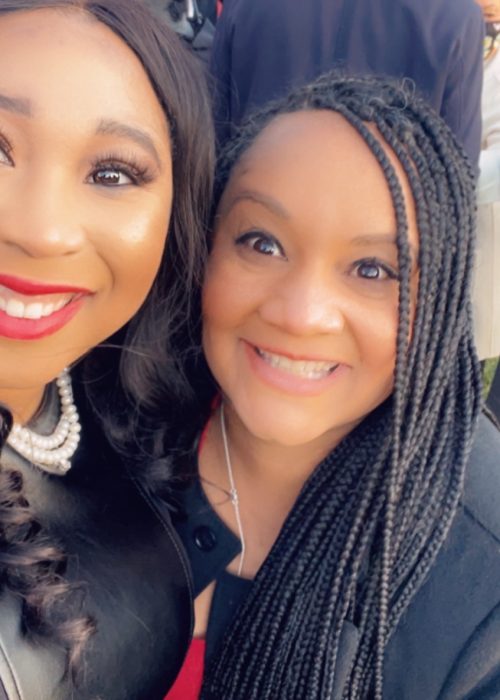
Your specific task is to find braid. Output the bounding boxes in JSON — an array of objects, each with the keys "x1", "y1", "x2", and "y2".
[{"x1": 202, "y1": 74, "x2": 481, "y2": 699}]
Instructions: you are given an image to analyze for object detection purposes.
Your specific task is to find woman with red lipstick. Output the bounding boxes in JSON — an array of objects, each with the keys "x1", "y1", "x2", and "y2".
[
  {"x1": 167, "y1": 74, "x2": 500, "y2": 699},
  {"x1": 0, "y1": 1, "x2": 213, "y2": 699}
]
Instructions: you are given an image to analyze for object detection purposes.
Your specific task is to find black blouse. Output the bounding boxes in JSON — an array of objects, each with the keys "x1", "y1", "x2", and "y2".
[{"x1": 172, "y1": 476, "x2": 250, "y2": 662}]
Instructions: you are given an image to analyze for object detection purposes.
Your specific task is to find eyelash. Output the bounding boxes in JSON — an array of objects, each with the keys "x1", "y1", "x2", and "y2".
[
  {"x1": 88, "y1": 152, "x2": 154, "y2": 186},
  {"x1": 0, "y1": 131, "x2": 14, "y2": 165},
  {"x1": 0, "y1": 130, "x2": 154, "y2": 187}
]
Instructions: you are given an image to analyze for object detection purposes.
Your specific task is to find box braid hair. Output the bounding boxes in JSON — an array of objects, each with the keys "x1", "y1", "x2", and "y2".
[{"x1": 202, "y1": 73, "x2": 482, "y2": 699}]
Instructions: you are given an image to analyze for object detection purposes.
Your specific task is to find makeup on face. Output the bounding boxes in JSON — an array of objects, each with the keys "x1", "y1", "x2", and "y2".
[
  {"x1": 0, "y1": 274, "x2": 91, "y2": 340},
  {"x1": 203, "y1": 110, "x2": 419, "y2": 450},
  {"x1": 0, "y1": 8, "x2": 173, "y2": 405}
]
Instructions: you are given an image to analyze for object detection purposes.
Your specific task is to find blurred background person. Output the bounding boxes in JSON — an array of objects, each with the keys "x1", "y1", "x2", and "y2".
[
  {"x1": 210, "y1": 0, "x2": 484, "y2": 168},
  {"x1": 474, "y1": 0, "x2": 500, "y2": 416}
]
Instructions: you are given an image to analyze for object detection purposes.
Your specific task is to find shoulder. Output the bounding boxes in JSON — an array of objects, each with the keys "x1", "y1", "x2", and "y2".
[{"x1": 384, "y1": 414, "x2": 500, "y2": 698}]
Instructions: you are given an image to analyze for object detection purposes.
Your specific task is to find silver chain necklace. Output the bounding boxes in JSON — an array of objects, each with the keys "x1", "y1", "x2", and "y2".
[
  {"x1": 220, "y1": 404, "x2": 246, "y2": 577},
  {"x1": 6, "y1": 368, "x2": 81, "y2": 476}
]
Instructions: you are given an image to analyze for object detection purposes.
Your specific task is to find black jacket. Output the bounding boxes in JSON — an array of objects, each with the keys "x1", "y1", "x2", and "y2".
[
  {"x1": 0, "y1": 385, "x2": 192, "y2": 700},
  {"x1": 175, "y1": 414, "x2": 500, "y2": 698}
]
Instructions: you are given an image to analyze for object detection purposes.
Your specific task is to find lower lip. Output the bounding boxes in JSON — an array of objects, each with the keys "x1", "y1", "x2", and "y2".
[
  {"x1": 0, "y1": 297, "x2": 85, "y2": 340},
  {"x1": 242, "y1": 341, "x2": 349, "y2": 396}
]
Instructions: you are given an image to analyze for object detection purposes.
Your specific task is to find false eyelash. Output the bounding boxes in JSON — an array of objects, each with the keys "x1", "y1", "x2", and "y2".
[
  {"x1": 89, "y1": 151, "x2": 155, "y2": 185},
  {"x1": 0, "y1": 128, "x2": 14, "y2": 164}
]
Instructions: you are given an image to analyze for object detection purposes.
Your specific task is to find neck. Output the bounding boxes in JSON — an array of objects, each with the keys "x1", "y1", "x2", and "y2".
[
  {"x1": 0, "y1": 385, "x2": 47, "y2": 425},
  {"x1": 199, "y1": 402, "x2": 355, "y2": 578}
]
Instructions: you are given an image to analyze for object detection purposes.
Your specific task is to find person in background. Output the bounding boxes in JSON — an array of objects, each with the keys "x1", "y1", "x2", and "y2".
[
  {"x1": 167, "y1": 73, "x2": 499, "y2": 700},
  {"x1": 210, "y1": 0, "x2": 484, "y2": 168},
  {"x1": 473, "y1": 0, "x2": 500, "y2": 422},
  {"x1": 0, "y1": 1, "x2": 213, "y2": 698}
]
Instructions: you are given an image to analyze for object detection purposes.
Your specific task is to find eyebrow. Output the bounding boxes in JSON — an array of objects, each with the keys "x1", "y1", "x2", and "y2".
[
  {"x1": 352, "y1": 233, "x2": 417, "y2": 258},
  {"x1": 0, "y1": 93, "x2": 32, "y2": 116},
  {"x1": 0, "y1": 100, "x2": 164, "y2": 167},
  {"x1": 223, "y1": 189, "x2": 291, "y2": 219},
  {"x1": 95, "y1": 119, "x2": 163, "y2": 169}
]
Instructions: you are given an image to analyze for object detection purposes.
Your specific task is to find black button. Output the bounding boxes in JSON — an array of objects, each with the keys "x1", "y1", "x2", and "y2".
[{"x1": 193, "y1": 525, "x2": 217, "y2": 552}]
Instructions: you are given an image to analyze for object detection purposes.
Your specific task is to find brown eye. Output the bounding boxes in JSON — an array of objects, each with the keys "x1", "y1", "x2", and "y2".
[
  {"x1": 252, "y1": 237, "x2": 279, "y2": 255},
  {"x1": 353, "y1": 259, "x2": 398, "y2": 281},
  {"x1": 357, "y1": 262, "x2": 385, "y2": 279},
  {"x1": 236, "y1": 231, "x2": 286, "y2": 258},
  {"x1": 91, "y1": 167, "x2": 132, "y2": 186}
]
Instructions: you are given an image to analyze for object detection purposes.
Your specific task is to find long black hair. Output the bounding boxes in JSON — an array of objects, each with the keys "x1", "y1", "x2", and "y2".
[
  {"x1": 0, "y1": 0, "x2": 214, "y2": 674},
  {"x1": 201, "y1": 73, "x2": 482, "y2": 698}
]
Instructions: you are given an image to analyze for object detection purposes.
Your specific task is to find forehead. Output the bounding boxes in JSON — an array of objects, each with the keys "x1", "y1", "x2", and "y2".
[
  {"x1": 0, "y1": 8, "x2": 168, "y2": 139},
  {"x1": 225, "y1": 110, "x2": 417, "y2": 236}
]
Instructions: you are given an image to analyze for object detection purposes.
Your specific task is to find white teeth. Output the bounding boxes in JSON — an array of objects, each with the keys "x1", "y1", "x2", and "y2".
[
  {"x1": 256, "y1": 348, "x2": 338, "y2": 379},
  {"x1": 53, "y1": 298, "x2": 67, "y2": 312},
  {"x1": 6, "y1": 299, "x2": 25, "y2": 318},
  {"x1": 0, "y1": 289, "x2": 72, "y2": 320},
  {"x1": 24, "y1": 302, "x2": 44, "y2": 320}
]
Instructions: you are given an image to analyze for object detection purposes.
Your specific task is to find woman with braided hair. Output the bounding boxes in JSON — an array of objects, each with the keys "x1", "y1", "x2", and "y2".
[
  {"x1": 168, "y1": 73, "x2": 500, "y2": 699},
  {"x1": 0, "y1": 0, "x2": 214, "y2": 698}
]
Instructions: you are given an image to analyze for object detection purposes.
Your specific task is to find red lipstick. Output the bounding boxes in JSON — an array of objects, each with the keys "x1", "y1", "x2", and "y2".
[
  {"x1": 0, "y1": 274, "x2": 90, "y2": 296},
  {"x1": 0, "y1": 274, "x2": 91, "y2": 341},
  {"x1": 0, "y1": 298, "x2": 85, "y2": 341}
]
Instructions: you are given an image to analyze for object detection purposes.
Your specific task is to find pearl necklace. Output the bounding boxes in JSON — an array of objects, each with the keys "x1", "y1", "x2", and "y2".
[
  {"x1": 220, "y1": 404, "x2": 246, "y2": 576},
  {"x1": 6, "y1": 368, "x2": 81, "y2": 476}
]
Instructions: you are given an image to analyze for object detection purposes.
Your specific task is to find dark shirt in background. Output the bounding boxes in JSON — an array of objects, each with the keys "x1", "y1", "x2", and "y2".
[{"x1": 210, "y1": 0, "x2": 484, "y2": 167}]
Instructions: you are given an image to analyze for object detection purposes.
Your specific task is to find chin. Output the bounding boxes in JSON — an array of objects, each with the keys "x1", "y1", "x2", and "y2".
[{"x1": 237, "y1": 402, "x2": 333, "y2": 448}]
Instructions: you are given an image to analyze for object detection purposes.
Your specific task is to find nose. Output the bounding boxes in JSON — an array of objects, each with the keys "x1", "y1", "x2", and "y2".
[
  {"x1": 259, "y1": 266, "x2": 346, "y2": 336},
  {"x1": 0, "y1": 170, "x2": 85, "y2": 259}
]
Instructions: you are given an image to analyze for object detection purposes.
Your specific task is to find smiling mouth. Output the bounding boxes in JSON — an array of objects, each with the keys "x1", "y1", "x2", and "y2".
[
  {"x1": 0, "y1": 286, "x2": 77, "y2": 320},
  {"x1": 0, "y1": 285, "x2": 76, "y2": 321},
  {"x1": 0, "y1": 278, "x2": 90, "y2": 340},
  {"x1": 254, "y1": 346, "x2": 339, "y2": 380}
]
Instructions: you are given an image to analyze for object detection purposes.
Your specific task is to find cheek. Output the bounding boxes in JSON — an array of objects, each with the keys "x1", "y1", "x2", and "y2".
[
  {"x1": 202, "y1": 269, "x2": 232, "y2": 369},
  {"x1": 355, "y1": 301, "x2": 398, "y2": 378},
  {"x1": 202, "y1": 257, "x2": 250, "y2": 335},
  {"x1": 202, "y1": 257, "x2": 260, "y2": 382},
  {"x1": 99, "y1": 195, "x2": 172, "y2": 311}
]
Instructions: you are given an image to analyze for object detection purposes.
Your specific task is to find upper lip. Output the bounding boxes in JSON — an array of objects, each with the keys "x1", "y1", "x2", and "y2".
[
  {"x1": 247, "y1": 341, "x2": 345, "y2": 365},
  {"x1": 0, "y1": 274, "x2": 91, "y2": 296}
]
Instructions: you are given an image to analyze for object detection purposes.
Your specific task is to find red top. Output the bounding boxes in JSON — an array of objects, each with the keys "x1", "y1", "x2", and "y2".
[
  {"x1": 165, "y1": 402, "x2": 218, "y2": 699},
  {"x1": 164, "y1": 639, "x2": 205, "y2": 700}
]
